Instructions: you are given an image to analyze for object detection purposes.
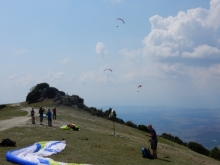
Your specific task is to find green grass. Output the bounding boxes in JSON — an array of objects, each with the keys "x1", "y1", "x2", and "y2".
[
  {"x1": 0, "y1": 101, "x2": 219, "y2": 165},
  {"x1": 0, "y1": 105, "x2": 27, "y2": 120}
]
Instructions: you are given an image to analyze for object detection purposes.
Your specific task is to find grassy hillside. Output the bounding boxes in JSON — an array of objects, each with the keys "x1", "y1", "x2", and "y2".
[{"x1": 0, "y1": 100, "x2": 219, "y2": 165}]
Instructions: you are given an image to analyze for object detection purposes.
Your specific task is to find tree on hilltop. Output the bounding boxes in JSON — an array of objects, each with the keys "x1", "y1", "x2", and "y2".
[{"x1": 26, "y1": 82, "x2": 65, "y2": 104}]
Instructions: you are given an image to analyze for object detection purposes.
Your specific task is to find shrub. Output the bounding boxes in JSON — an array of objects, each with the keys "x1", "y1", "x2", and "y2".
[
  {"x1": 125, "y1": 120, "x2": 137, "y2": 128},
  {"x1": 138, "y1": 124, "x2": 149, "y2": 132},
  {"x1": 34, "y1": 83, "x2": 49, "y2": 91},
  {"x1": 26, "y1": 83, "x2": 66, "y2": 104},
  {"x1": 209, "y1": 147, "x2": 220, "y2": 160},
  {"x1": 0, "y1": 104, "x2": 6, "y2": 109},
  {"x1": 188, "y1": 142, "x2": 210, "y2": 156},
  {"x1": 161, "y1": 133, "x2": 187, "y2": 146},
  {"x1": 26, "y1": 90, "x2": 41, "y2": 104},
  {"x1": 45, "y1": 87, "x2": 59, "y2": 99}
]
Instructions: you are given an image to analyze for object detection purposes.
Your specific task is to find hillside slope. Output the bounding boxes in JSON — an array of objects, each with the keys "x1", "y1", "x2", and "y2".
[{"x1": 0, "y1": 100, "x2": 219, "y2": 165}]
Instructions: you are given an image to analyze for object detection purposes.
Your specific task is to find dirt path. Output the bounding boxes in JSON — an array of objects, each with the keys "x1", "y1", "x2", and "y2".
[
  {"x1": 0, "y1": 103, "x2": 31, "y2": 132},
  {"x1": 0, "y1": 103, "x2": 63, "y2": 131}
]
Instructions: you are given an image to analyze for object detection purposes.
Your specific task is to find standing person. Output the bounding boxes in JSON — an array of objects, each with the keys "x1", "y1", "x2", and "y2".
[
  {"x1": 31, "y1": 108, "x2": 35, "y2": 124},
  {"x1": 39, "y1": 106, "x2": 44, "y2": 125},
  {"x1": 146, "y1": 124, "x2": 158, "y2": 159},
  {"x1": 46, "y1": 109, "x2": 52, "y2": 126},
  {"x1": 52, "y1": 107, "x2": 56, "y2": 120}
]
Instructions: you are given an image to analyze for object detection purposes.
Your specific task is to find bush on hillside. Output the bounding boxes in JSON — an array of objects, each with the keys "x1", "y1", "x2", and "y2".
[
  {"x1": 188, "y1": 142, "x2": 210, "y2": 156},
  {"x1": 209, "y1": 147, "x2": 220, "y2": 160},
  {"x1": 114, "y1": 118, "x2": 125, "y2": 124},
  {"x1": 161, "y1": 133, "x2": 187, "y2": 146},
  {"x1": 26, "y1": 82, "x2": 66, "y2": 104},
  {"x1": 125, "y1": 120, "x2": 137, "y2": 128},
  {"x1": 58, "y1": 91, "x2": 65, "y2": 96},
  {"x1": 34, "y1": 83, "x2": 49, "y2": 91},
  {"x1": 0, "y1": 104, "x2": 6, "y2": 109},
  {"x1": 26, "y1": 90, "x2": 41, "y2": 104},
  {"x1": 89, "y1": 107, "x2": 103, "y2": 117},
  {"x1": 45, "y1": 87, "x2": 59, "y2": 99},
  {"x1": 138, "y1": 124, "x2": 149, "y2": 132}
]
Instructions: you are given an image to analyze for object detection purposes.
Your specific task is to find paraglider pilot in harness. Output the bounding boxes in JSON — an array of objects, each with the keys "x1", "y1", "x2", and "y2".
[{"x1": 146, "y1": 124, "x2": 158, "y2": 159}]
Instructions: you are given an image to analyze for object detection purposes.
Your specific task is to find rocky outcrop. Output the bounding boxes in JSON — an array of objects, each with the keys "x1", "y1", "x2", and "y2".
[
  {"x1": 52, "y1": 95, "x2": 84, "y2": 108},
  {"x1": 26, "y1": 83, "x2": 84, "y2": 108}
]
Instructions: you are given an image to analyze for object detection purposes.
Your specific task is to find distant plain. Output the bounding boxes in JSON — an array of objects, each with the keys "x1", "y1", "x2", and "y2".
[{"x1": 101, "y1": 106, "x2": 220, "y2": 150}]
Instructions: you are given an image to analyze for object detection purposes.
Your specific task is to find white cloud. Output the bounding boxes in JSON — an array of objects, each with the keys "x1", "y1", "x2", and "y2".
[
  {"x1": 7, "y1": 73, "x2": 35, "y2": 87},
  {"x1": 79, "y1": 65, "x2": 116, "y2": 84},
  {"x1": 185, "y1": 64, "x2": 220, "y2": 87},
  {"x1": 16, "y1": 75, "x2": 35, "y2": 86},
  {"x1": 46, "y1": 72, "x2": 66, "y2": 80},
  {"x1": 143, "y1": 0, "x2": 220, "y2": 64},
  {"x1": 182, "y1": 44, "x2": 220, "y2": 58},
  {"x1": 60, "y1": 58, "x2": 70, "y2": 64},
  {"x1": 208, "y1": 0, "x2": 220, "y2": 27},
  {"x1": 12, "y1": 49, "x2": 28, "y2": 55},
  {"x1": 96, "y1": 42, "x2": 107, "y2": 58},
  {"x1": 120, "y1": 49, "x2": 142, "y2": 59},
  {"x1": 8, "y1": 74, "x2": 17, "y2": 79}
]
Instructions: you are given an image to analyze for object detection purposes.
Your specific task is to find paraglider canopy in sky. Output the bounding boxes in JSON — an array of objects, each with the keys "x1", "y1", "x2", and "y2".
[
  {"x1": 116, "y1": 18, "x2": 125, "y2": 24},
  {"x1": 104, "y1": 69, "x2": 112, "y2": 72},
  {"x1": 137, "y1": 85, "x2": 142, "y2": 92},
  {"x1": 104, "y1": 69, "x2": 112, "y2": 77},
  {"x1": 116, "y1": 18, "x2": 125, "y2": 27}
]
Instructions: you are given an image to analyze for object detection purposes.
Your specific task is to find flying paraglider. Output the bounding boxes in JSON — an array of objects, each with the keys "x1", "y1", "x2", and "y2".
[
  {"x1": 104, "y1": 69, "x2": 112, "y2": 72},
  {"x1": 137, "y1": 85, "x2": 142, "y2": 92},
  {"x1": 116, "y1": 18, "x2": 125, "y2": 24},
  {"x1": 116, "y1": 18, "x2": 125, "y2": 27},
  {"x1": 104, "y1": 69, "x2": 112, "y2": 77}
]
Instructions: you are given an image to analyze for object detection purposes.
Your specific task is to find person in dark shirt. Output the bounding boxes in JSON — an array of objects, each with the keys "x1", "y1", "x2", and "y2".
[
  {"x1": 52, "y1": 107, "x2": 56, "y2": 120},
  {"x1": 146, "y1": 124, "x2": 158, "y2": 159},
  {"x1": 39, "y1": 106, "x2": 44, "y2": 125},
  {"x1": 30, "y1": 108, "x2": 35, "y2": 124},
  {"x1": 46, "y1": 109, "x2": 52, "y2": 126}
]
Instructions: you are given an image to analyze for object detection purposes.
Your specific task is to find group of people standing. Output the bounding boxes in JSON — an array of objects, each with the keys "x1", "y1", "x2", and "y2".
[
  {"x1": 31, "y1": 106, "x2": 57, "y2": 126},
  {"x1": 31, "y1": 107, "x2": 157, "y2": 158}
]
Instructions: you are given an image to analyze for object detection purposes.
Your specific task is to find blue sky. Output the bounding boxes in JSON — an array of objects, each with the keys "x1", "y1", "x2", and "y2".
[{"x1": 0, "y1": 0, "x2": 220, "y2": 109}]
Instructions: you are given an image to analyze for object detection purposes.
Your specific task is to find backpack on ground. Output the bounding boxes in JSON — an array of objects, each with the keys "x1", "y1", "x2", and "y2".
[
  {"x1": 142, "y1": 147, "x2": 154, "y2": 159},
  {"x1": 1, "y1": 138, "x2": 16, "y2": 147}
]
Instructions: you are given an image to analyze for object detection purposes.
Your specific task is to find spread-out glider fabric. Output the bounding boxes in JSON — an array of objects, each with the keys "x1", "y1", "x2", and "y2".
[
  {"x1": 6, "y1": 140, "x2": 91, "y2": 165},
  {"x1": 38, "y1": 114, "x2": 47, "y2": 118},
  {"x1": 61, "y1": 124, "x2": 80, "y2": 131}
]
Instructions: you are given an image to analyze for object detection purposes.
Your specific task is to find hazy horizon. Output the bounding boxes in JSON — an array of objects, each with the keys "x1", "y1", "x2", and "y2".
[{"x1": 100, "y1": 105, "x2": 220, "y2": 150}]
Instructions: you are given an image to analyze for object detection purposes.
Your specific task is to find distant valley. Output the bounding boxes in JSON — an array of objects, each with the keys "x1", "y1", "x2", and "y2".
[{"x1": 100, "y1": 106, "x2": 220, "y2": 150}]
